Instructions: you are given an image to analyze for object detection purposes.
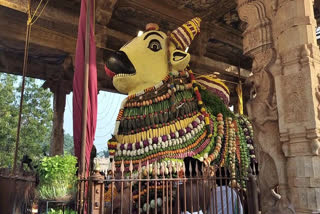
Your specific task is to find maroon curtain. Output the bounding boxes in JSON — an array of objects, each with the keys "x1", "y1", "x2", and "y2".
[{"x1": 73, "y1": 0, "x2": 97, "y2": 176}]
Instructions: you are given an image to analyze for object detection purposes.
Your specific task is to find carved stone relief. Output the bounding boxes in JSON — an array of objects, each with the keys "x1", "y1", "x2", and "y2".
[
  {"x1": 257, "y1": 151, "x2": 294, "y2": 214},
  {"x1": 316, "y1": 74, "x2": 320, "y2": 120},
  {"x1": 245, "y1": 30, "x2": 260, "y2": 51},
  {"x1": 282, "y1": 73, "x2": 307, "y2": 123},
  {"x1": 258, "y1": 152, "x2": 279, "y2": 211},
  {"x1": 278, "y1": 43, "x2": 320, "y2": 129},
  {"x1": 238, "y1": 1, "x2": 273, "y2": 56},
  {"x1": 237, "y1": 1, "x2": 295, "y2": 213},
  {"x1": 245, "y1": 49, "x2": 277, "y2": 126},
  {"x1": 271, "y1": 0, "x2": 279, "y2": 14}
]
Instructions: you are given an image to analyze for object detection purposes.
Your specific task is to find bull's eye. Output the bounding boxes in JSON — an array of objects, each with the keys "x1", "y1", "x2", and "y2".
[{"x1": 148, "y1": 39, "x2": 162, "y2": 52}]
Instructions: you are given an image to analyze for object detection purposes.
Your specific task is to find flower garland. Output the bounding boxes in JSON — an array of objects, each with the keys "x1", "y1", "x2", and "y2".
[
  {"x1": 132, "y1": 185, "x2": 165, "y2": 200},
  {"x1": 104, "y1": 184, "x2": 118, "y2": 202},
  {"x1": 126, "y1": 75, "x2": 171, "y2": 101},
  {"x1": 109, "y1": 67, "x2": 219, "y2": 173},
  {"x1": 139, "y1": 160, "x2": 185, "y2": 177},
  {"x1": 115, "y1": 114, "x2": 203, "y2": 155},
  {"x1": 227, "y1": 118, "x2": 236, "y2": 183},
  {"x1": 108, "y1": 67, "x2": 256, "y2": 192},
  {"x1": 187, "y1": 68, "x2": 212, "y2": 138},
  {"x1": 204, "y1": 113, "x2": 224, "y2": 166},
  {"x1": 236, "y1": 118, "x2": 250, "y2": 187},
  {"x1": 115, "y1": 130, "x2": 207, "y2": 166},
  {"x1": 117, "y1": 112, "x2": 200, "y2": 144},
  {"x1": 237, "y1": 115, "x2": 256, "y2": 163},
  {"x1": 192, "y1": 115, "x2": 216, "y2": 161},
  {"x1": 219, "y1": 119, "x2": 228, "y2": 167}
]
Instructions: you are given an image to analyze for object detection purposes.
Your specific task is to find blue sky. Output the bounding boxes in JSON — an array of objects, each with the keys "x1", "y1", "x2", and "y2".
[{"x1": 63, "y1": 91, "x2": 126, "y2": 152}]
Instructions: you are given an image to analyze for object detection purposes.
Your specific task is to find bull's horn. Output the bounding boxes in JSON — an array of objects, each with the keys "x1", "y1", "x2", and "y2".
[{"x1": 170, "y1": 17, "x2": 201, "y2": 51}]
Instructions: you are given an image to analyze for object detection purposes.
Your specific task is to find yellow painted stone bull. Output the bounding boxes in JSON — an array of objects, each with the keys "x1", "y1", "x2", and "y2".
[{"x1": 105, "y1": 18, "x2": 255, "y2": 186}]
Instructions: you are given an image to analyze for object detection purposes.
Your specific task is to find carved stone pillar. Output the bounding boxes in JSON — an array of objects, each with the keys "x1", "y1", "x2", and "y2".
[
  {"x1": 238, "y1": 0, "x2": 320, "y2": 213},
  {"x1": 272, "y1": 0, "x2": 320, "y2": 213},
  {"x1": 237, "y1": 0, "x2": 292, "y2": 213}
]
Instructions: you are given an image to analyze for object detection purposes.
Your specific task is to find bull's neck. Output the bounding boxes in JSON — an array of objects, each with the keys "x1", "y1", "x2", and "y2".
[{"x1": 115, "y1": 70, "x2": 201, "y2": 139}]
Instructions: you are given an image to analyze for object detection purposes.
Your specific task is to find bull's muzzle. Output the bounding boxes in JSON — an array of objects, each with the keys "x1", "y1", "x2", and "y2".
[{"x1": 105, "y1": 51, "x2": 136, "y2": 78}]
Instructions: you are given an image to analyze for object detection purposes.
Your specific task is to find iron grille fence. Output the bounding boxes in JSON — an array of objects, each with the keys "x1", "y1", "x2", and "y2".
[{"x1": 78, "y1": 160, "x2": 259, "y2": 214}]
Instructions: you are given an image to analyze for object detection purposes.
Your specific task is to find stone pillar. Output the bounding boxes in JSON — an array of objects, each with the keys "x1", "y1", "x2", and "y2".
[
  {"x1": 43, "y1": 80, "x2": 71, "y2": 156},
  {"x1": 237, "y1": 1, "x2": 291, "y2": 213},
  {"x1": 272, "y1": 1, "x2": 320, "y2": 213},
  {"x1": 51, "y1": 82, "x2": 66, "y2": 156},
  {"x1": 237, "y1": 0, "x2": 320, "y2": 213}
]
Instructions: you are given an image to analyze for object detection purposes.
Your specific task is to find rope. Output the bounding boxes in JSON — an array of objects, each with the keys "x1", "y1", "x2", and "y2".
[
  {"x1": 31, "y1": 0, "x2": 44, "y2": 21},
  {"x1": 31, "y1": 0, "x2": 50, "y2": 25},
  {"x1": 12, "y1": 0, "x2": 50, "y2": 174},
  {"x1": 13, "y1": 0, "x2": 32, "y2": 174}
]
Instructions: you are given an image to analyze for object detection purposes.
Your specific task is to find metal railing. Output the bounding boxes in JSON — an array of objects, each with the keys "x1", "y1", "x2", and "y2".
[{"x1": 79, "y1": 160, "x2": 259, "y2": 214}]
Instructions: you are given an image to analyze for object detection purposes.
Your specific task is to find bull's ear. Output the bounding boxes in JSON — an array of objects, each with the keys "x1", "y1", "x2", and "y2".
[{"x1": 170, "y1": 50, "x2": 190, "y2": 71}]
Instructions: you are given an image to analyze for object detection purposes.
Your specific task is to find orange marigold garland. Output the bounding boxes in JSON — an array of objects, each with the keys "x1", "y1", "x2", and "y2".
[{"x1": 104, "y1": 184, "x2": 118, "y2": 202}]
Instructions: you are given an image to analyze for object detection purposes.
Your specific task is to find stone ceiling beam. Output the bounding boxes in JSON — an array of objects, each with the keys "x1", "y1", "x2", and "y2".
[
  {"x1": 119, "y1": 0, "x2": 195, "y2": 23},
  {"x1": 119, "y1": 0, "x2": 242, "y2": 49},
  {"x1": 0, "y1": 14, "x2": 77, "y2": 53},
  {"x1": 0, "y1": 1, "x2": 132, "y2": 46},
  {"x1": 190, "y1": 55, "x2": 251, "y2": 78},
  {"x1": 209, "y1": 24, "x2": 243, "y2": 50},
  {"x1": 0, "y1": 48, "x2": 116, "y2": 93},
  {"x1": 0, "y1": 0, "x2": 242, "y2": 53},
  {"x1": 0, "y1": 0, "x2": 79, "y2": 25},
  {"x1": 0, "y1": 50, "x2": 63, "y2": 80},
  {"x1": 0, "y1": 11, "x2": 133, "y2": 54},
  {"x1": 95, "y1": 24, "x2": 134, "y2": 48}
]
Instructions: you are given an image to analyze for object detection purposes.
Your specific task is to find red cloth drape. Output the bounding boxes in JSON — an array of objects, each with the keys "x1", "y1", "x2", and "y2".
[{"x1": 73, "y1": 0, "x2": 97, "y2": 176}]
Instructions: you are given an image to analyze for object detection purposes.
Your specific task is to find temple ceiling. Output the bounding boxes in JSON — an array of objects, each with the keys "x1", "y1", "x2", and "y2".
[
  {"x1": 2, "y1": 0, "x2": 317, "y2": 93},
  {"x1": 0, "y1": 0, "x2": 252, "y2": 95}
]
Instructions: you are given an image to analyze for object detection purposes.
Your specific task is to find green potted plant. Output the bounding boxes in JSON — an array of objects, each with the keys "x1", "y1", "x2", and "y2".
[{"x1": 37, "y1": 154, "x2": 77, "y2": 201}]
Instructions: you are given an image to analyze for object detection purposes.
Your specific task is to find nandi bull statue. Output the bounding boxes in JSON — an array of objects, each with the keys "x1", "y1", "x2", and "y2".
[{"x1": 105, "y1": 17, "x2": 256, "y2": 205}]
